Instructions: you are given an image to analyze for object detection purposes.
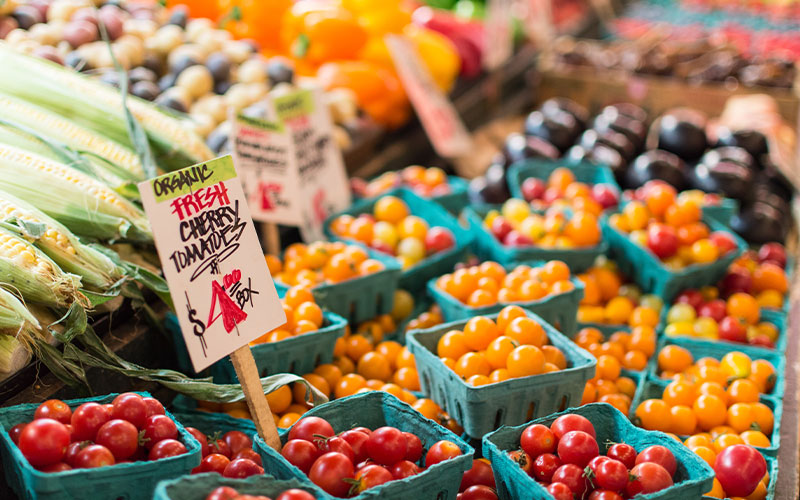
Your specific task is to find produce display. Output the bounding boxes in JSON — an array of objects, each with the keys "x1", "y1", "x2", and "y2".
[{"x1": 0, "y1": 3, "x2": 798, "y2": 500}]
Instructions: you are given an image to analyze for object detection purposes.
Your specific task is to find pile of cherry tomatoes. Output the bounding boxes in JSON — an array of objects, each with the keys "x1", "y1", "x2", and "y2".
[
  {"x1": 188, "y1": 427, "x2": 264, "y2": 478},
  {"x1": 205, "y1": 486, "x2": 313, "y2": 500},
  {"x1": 518, "y1": 167, "x2": 620, "y2": 213},
  {"x1": 352, "y1": 166, "x2": 455, "y2": 199},
  {"x1": 279, "y1": 416, "x2": 462, "y2": 497},
  {"x1": 484, "y1": 201, "x2": 602, "y2": 248},
  {"x1": 267, "y1": 242, "x2": 386, "y2": 287},
  {"x1": 10, "y1": 394, "x2": 186, "y2": 472}
]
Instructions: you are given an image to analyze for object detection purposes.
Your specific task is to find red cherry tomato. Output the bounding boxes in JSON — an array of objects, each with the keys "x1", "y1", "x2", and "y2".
[
  {"x1": 532, "y1": 453, "x2": 562, "y2": 483},
  {"x1": 390, "y1": 460, "x2": 420, "y2": 479},
  {"x1": 521, "y1": 423, "x2": 557, "y2": 458},
  {"x1": 37, "y1": 462, "x2": 72, "y2": 473},
  {"x1": 593, "y1": 458, "x2": 629, "y2": 492},
  {"x1": 550, "y1": 414, "x2": 596, "y2": 439},
  {"x1": 34, "y1": 400, "x2": 72, "y2": 425},
  {"x1": 209, "y1": 438, "x2": 231, "y2": 458},
  {"x1": 340, "y1": 429, "x2": 369, "y2": 463},
  {"x1": 547, "y1": 482, "x2": 574, "y2": 500},
  {"x1": 205, "y1": 486, "x2": 238, "y2": 500},
  {"x1": 232, "y1": 448, "x2": 262, "y2": 466},
  {"x1": 460, "y1": 459, "x2": 496, "y2": 491},
  {"x1": 18, "y1": 419, "x2": 70, "y2": 467},
  {"x1": 607, "y1": 443, "x2": 637, "y2": 469},
  {"x1": 288, "y1": 417, "x2": 334, "y2": 442},
  {"x1": 70, "y1": 403, "x2": 110, "y2": 442},
  {"x1": 460, "y1": 485, "x2": 498, "y2": 500},
  {"x1": 508, "y1": 450, "x2": 533, "y2": 476},
  {"x1": 281, "y1": 439, "x2": 320, "y2": 474},
  {"x1": 557, "y1": 430, "x2": 599, "y2": 467},
  {"x1": 365, "y1": 427, "x2": 407, "y2": 466},
  {"x1": 142, "y1": 415, "x2": 178, "y2": 449},
  {"x1": 142, "y1": 397, "x2": 165, "y2": 417},
  {"x1": 196, "y1": 453, "x2": 231, "y2": 474},
  {"x1": 111, "y1": 393, "x2": 148, "y2": 429},
  {"x1": 95, "y1": 419, "x2": 139, "y2": 461},
  {"x1": 425, "y1": 440, "x2": 461, "y2": 467},
  {"x1": 223, "y1": 431, "x2": 252, "y2": 455},
  {"x1": 64, "y1": 442, "x2": 85, "y2": 467},
  {"x1": 276, "y1": 490, "x2": 315, "y2": 500},
  {"x1": 185, "y1": 427, "x2": 210, "y2": 457},
  {"x1": 647, "y1": 223, "x2": 678, "y2": 258},
  {"x1": 635, "y1": 445, "x2": 677, "y2": 476},
  {"x1": 222, "y1": 458, "x2": 263, "y2": 478},
  {"x1": 352, "y1": 464, "x2": 393, "y2": 493},
  {"x1": 626, "y1": 462, "x2": 673, "y2": 496},
  {"x1": 316, "y1": 436, "x2": 355, "y2": 464},
  {"x1": 351, "y1": 427, "x2": 371, "y2": 436},
  {"x1": 8, "y1": 423, "x2": 25, "y2": 445},
  {"x1": 714, "y1": 444, "x2": 767, "y2": 498},
  {"x1": 403, "y1": 431, "x2": 423, "y2": 462},
  {"x1": 75, "y1": 444, "x2": 115, "y2": 468},
  {"x1": 588, "y1": 490, "x2": 624, "y2": 500},
  {"x1": 308, "y1": 452, "x2": 355, "y2": 497},
  {"x1": 552, "y1": 464, "x2": 591, "y2": 497},
  {"x1": 148, "y1": 439, "x2": 187, "y2": 461}
]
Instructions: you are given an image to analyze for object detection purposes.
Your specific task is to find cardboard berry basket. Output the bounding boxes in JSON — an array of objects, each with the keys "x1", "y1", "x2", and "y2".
[
  {"x1": 154, "y1": 473, "x2": 316, "y2": 500},
  {"x1": 274, "y1": 246, "x2": 402, "y2": 325},
  {"x1": 506, "y1": 159, "x2": 621, "y2": 203},
  {"x1": 252, "y1": 391, "x2": 474, "y2": 500},
  {"x1": 0, "y1": 392, "x2": 201, "y2": 500},
  {"x1": 630, "y1": 375, "x2": 782, "y2": 457},
  {"x1": 427, "y1": 263, "x2": 584, "y2": 335},
  {"x1": 602, "y1": 213, "x2": 747, "y2": 303},
  {"x1": 406, "y1": 310, "x2": 596, "y2": 439},
  {"x1": 483, "y1": 403, "x2": 715, "y2": 500},
  {"x1": 463, "y1": 205, "x2": 608, "y2": 273},
  {"x1": 323, "y1": 187, "x2": 473, "y2": 293}
]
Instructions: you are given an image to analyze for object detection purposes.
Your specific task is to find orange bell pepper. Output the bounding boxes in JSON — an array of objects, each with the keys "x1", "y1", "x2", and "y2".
[
  {"x1": 282, "y1": 1, "x2": 368, "y2": 65},
  {"x1": 403, "y1": 25, "x2": 461, "y2": 93},
  {"x1": 217, "y1": 0, "x2": 291, "y2": 52}
]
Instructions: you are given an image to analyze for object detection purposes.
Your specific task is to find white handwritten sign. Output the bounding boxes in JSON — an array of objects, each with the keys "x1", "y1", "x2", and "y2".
[
  {"x1": 386, "y1": 34, "x2": 472, "y2": 159},
  {"x1": 138, "y1": 156, "x2": 286, "y2": 371},
  {"x1": 272, "y1": 87, "x2": 351, "y2": 242},
  {"x1": 232, "y1": 113, "x2": 303, "y2": 226}
]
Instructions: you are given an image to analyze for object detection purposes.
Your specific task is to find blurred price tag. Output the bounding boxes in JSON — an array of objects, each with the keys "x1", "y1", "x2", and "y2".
[
  {"x1": 484, "y1": 0, "x2": 514, "y2": 70},
  {"x1": 386, "y1": 34, "x2": 473, "y2": 158}
]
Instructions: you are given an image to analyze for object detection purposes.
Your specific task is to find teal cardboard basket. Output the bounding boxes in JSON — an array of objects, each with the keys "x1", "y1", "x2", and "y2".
[
  {"x1": 154, "y1": 474, "x2": 317, "y2": 500},
  {"x1": 603, "y1": 213, "x2": 746, "y2": 302},
  {"x1": 274, "y1": 246, "x2": 401, "y2": 324},
  {"x1": 463, "y1": 205, "x2": 608, "y2": 272},
  {"x1": 166, "y1": 307, "x2": 347, "y2": 382},
  {"x1": 406, "y1": 310, "x2": 596, "y2": 439},
  {"x1": 482, "y1": 403, "x2": 715, "y2": 500},
  {"x1": 630, "y1": 376, "x2": 782, "y2": 457},
  {"x1": 427, "y1": 266, "x2": 584, "y2": 335},
  {"x1": 324, "y1": 187, "x2": 473, "y2": 292},
  {"x1": 0, "y1": 392, "x2": 201, "y2": 500},
  {"x1": 253, "y1": 391, "x2": 474, "y2": 500},
  {"x1": 506, "y1": 159, "x2": 620, "y2": 204},
  {"x1": 647, "y1": 336, "x2": 787, "y2": 400},
  {"x1": 701, "y1": 197, "x2": 738, "y2": 227}
]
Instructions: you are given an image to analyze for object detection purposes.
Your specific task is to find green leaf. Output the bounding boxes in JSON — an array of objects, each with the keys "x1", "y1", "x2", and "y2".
[
  {"x1": 81, "y1": 289, "x2": 120, "y2": 307},
  {"x1": 17, "y1": 219, "x2": 47, "y2": 238},
  {"x1": 292, "y1": 34, "x2": 310, "y2": 59},
  {"x1": 218, "y1": 5, "x2": 242, "y2": 28},
  {"x1": 49, "y1": 303, "x2": 87, "y2": 344},
  {"x1": 32, "y1": 338, "x2": 91, "y2": 393}
]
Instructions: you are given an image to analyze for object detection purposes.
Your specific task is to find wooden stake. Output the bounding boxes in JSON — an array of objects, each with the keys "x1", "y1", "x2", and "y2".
[
  {"x1": 229, "y1": 345, "x2": 281, "y2": 450},
  {"x1": 261, "y1": 222, "x2": 281, "y2": 256}
]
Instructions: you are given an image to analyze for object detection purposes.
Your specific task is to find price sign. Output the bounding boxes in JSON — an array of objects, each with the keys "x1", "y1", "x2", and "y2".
[
  {"x1": 138, "y1": 155, "x2": 286, "y2": 372},
  {"x1": 386, "y1": 34, "x2": 473, "y2": 159},
  {"x1": 232, "y1": 113, "x2": 303, "y2": 226},
  {"x1": 272, "y1": 87, "x2": 351, "y2": 242},
  {"x1": 484, "y1": 0, "x2": 514, "y2": 70}
]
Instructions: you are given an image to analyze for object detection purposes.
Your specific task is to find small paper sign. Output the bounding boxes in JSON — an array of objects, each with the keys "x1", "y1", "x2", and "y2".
[
  {"x1": 138, "y1": 155, "x2": 286, "y2": 371},
  {"x1": 232, "y1": 113, "x2": 303, "y2": 226},
  {"x1": 385, "y1": 34, "x2": 473, "y2": 159},
  {"x1": 273, "y1": 88, "x2": 351, "y2": 242},
  {"x1": 484, "y1": 0, "x2": 514, "y2": 70}
]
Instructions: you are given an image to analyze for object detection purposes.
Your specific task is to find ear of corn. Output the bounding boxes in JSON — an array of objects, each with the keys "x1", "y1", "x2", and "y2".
[
  {"x1": 0, "y1": 94, "x2": 144, "y2": 180},
  {"x1": 0, "y1": 287, "x2": 39, "y2": 332},
  {"x1": 0, "y1": 189, "x2": 123, "y2": 289},
  {"x1": 0, "y1": 43, "x2": 214, "y2": 171},
  {"x1": 0, "y1": 225, "x2": 84, "y2": 307},
  {"x1": 0, "y1": 144, "x2": 152, "y2": 242},
  {"x1": 0, "y1": 334, "x2": 30, "y2": 376}
]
